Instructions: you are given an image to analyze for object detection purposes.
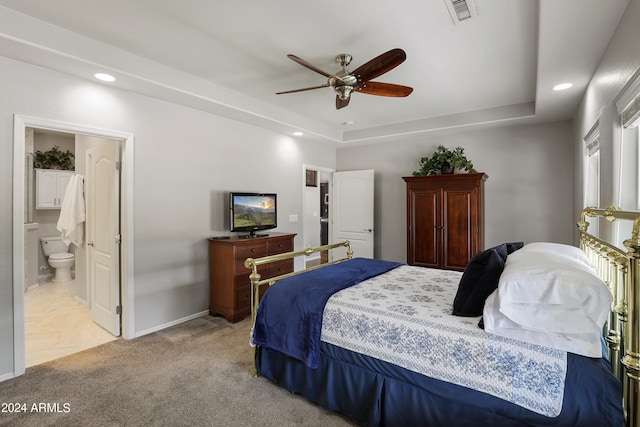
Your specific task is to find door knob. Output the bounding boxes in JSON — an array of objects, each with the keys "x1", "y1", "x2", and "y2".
[{"x1": 88, "y1": 241, "x2": 95, "y2": 247}]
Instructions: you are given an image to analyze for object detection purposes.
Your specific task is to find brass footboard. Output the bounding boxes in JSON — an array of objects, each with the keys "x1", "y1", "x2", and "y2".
[
  {"x1": 244, "y1": 240, "x2": 353, "y2": 377},
  {"x1": 578, "y1": 207, "x2": 640, "y2": 427}
]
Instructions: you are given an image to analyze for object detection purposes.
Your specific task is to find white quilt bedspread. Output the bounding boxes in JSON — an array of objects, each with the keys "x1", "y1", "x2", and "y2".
[{"x1": 320, "y1": 265, "x2": 567, "y2": 417}]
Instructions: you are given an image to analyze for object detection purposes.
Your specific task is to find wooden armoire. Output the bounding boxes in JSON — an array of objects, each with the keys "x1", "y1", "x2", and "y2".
[{"x1": 403, "y1": 173, "x2": 487, "y2": 271}]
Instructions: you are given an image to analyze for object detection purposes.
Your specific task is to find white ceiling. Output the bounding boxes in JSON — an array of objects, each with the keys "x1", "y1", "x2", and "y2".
[{"x1": 0, "y1": 0, "x2": 629, "y2": 145}]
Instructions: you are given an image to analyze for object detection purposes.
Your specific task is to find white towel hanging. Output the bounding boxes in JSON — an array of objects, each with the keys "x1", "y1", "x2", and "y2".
[{"x1": 57, "y1": 174, "x2": 86, "y2": 247}]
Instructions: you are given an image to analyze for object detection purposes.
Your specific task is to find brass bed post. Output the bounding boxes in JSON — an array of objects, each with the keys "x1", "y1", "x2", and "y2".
[
  {"x1": 248, "y1": 262, "x2": 261, "y2": 378},
  {"x1": 245, "y1": 240, "x2": 353, "y2": 378},
  {"x1": 622, "y1": 222, "x2": 639, "y2": 427},
  {"x1": 611, "y1": 252, "x2": 628, "y2": 381}
]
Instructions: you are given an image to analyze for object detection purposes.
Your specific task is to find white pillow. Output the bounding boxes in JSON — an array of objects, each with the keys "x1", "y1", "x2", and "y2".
[
  {"x1": 482, "y1": 250, "x2": 612, "y2": 357},
  {"x1": 518, "y1": 242, "x2": 594, "y2": 269},
  {"x1": 483, "y1": 291, "x2": 605, "y2": 357}
]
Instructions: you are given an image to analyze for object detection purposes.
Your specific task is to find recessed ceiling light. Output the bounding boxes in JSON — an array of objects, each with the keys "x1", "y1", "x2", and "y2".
[
  {"x1": 94, "y1": 73, "x2": 115, "y2": 82},
  {"x1": 552, "y1": 83, "x2": 572, "y2": 91},
  {"x1": 293, "y1": 131, "x2": 303, "y2": 136}
]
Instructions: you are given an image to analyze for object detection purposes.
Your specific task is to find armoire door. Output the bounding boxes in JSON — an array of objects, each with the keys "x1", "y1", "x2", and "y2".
[
  {"x1": 442, "y1": 187, "x2": 478, "y2": 270},
  {"x1": 407, "y1": 188, "x2": 439, "y2": 268}
]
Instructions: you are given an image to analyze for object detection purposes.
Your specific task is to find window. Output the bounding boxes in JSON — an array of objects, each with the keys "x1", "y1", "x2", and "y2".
[
  {"x1": 584, "y1": 120, "x2": 600, "y2": 237},
  {"x1": 614, "y1": 68, "x2": 640, "y2": 247}
]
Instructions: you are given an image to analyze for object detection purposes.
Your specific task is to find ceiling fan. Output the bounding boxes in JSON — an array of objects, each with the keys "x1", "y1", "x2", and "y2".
[{"x1": 276, "y1": 48, "x2": 413, "y2": 110}]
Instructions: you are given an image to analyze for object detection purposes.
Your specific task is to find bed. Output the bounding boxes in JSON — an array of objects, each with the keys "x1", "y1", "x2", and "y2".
[{"x1": 244, "y1": 206, "x2": 639, "y2": 427}]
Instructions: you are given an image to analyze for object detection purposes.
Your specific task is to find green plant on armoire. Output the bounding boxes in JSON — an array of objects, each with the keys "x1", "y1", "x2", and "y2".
[{"x1": 413, "y1": 145, "x2": 476, "y2": 176}]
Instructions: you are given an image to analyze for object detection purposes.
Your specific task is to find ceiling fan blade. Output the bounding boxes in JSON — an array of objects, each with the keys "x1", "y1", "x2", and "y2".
[
  {"x1": 276, "y1": 84, "x2": 330, "y2": 95},
  {"x1": 336, "y1": 95, "x2": 351, "y2": 110},
  {"x1": 352, "y1": 48, "x2": 407, "y2": 82},
  {"x1": 287, "y1": 54, "x2": 335, "y2": 78},
  {"x1": 356, "y1": 82, "x2": 413, "y2": 97}
]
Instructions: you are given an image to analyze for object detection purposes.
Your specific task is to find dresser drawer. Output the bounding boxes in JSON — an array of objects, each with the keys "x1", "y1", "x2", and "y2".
[
  {"x1": 236, "y1": 243, "x2": 268, "y2": 270},
  {"x1": 236, "y1": 285, "x2": 251, "y2": 308},
  {"x1": 268, "y1": 238, "x2": 293, "y2": 254},
  {"x1": 235, "y1": 265, "x2": 267, "y2": 287},
  {"x1": 236, "y1": 243, "x2": 268, "y2": 260},
  {"x1": 267, "y1": 259, "x2": 294, "y2": 278},
  {"x1": 236, "y1": 283, "x2": 270, "y2": 309}
]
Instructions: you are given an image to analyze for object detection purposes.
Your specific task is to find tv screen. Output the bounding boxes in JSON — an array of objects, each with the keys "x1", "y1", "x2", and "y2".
[{"x1": 229, "y1": 192, "x2": 277, "y2": 237}]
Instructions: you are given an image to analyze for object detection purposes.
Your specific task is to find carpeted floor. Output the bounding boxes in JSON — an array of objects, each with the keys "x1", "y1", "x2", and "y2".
[{"x1": 0, "y1": 316, "x2": 355, "y2": 426}]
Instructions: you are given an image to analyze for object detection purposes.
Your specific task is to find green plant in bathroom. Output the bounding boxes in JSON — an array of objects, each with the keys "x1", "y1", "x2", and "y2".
[
  {"x1": 34, "y1": 146, "x2": 75, "y2": 170},
  {"x1": 412, "y1": 145, "x2": 476, "y2": 176}
]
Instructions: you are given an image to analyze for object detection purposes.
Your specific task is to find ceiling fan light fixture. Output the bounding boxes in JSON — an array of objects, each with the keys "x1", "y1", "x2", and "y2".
[
  {"x1": 276, "y1": 48, "x2": 412, "y2": 110},
  {"x1": 335, "y1": 85, "x2": 354, "y2": 100}
]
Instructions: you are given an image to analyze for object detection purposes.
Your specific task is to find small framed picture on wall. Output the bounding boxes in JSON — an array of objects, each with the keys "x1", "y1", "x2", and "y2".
[{"x1": 306, "y1": 169, "x2": 317, "y2": 187}]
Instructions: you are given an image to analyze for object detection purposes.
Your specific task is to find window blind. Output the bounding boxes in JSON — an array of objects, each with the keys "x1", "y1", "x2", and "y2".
[
  {"x1": 583, "y1": 119, "x2": 600, "y2": 156},
  {"x1": 615, "y1": 67, "x2": 640, "y2": 128}
]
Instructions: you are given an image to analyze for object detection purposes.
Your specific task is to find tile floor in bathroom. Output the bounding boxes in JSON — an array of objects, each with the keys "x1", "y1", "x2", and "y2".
[{"x1": 25, "y1": 279, "x2": 118, "y2": 367}]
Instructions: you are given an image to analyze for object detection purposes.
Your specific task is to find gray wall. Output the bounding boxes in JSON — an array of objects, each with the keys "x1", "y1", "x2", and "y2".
[
  {"x1": 0, "y1": 56, "x2": 336, "y2": 379},
  {"x1": 573, "y1": 0, "x2": 640, "y2": 243},
  {"x1": 336, "y1": 121, "x2": 575, "y2": 262}
]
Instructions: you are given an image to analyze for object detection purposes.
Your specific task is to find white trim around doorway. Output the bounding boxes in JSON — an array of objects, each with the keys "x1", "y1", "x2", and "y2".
[
  {"x1": 12, "y1": 114, "x2": 135, "y2": 378},
  {"x1": 301, "y1": 164, "x2": 335, "y2": 268}
]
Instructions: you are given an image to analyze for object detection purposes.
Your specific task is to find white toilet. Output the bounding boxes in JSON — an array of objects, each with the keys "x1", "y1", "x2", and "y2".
[{"x1": 40, "y1": 236, "x2": 75, "y2": 283}]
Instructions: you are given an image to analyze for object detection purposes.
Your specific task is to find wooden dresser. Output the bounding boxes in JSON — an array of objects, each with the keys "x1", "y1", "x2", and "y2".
[
  {"x1": 403, "y1": 173, "x2": 487, "y2": 271},
  {"x1": 208, "y1": 233, "x2": 296, "y2": 323}
]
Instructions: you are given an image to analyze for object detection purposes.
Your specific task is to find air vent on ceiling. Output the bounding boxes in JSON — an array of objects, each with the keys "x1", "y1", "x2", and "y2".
[{"x1": 444, "y1": 0, "x2": 478, "y2": 24}]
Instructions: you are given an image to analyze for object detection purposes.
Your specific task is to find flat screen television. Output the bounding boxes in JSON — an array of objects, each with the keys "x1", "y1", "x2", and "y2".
[{"x1": 229, "y1": 192, "x2": 277, "y2": 238}]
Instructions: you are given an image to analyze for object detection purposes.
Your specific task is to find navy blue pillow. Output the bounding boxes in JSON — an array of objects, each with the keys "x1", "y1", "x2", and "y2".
[
  {"x1": 452, "y1": 242, "x2": 523, "y2": 317},
  {"x1": 505, "y1": 241, "x2": 524, "y2": 254}
]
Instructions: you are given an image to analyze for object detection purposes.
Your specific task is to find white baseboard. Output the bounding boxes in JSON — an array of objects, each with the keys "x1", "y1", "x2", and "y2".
[
  {"x1": 0, "y1": 372, "x2": 17, "y2": 383},
  {"x1": 134, "y1": 310, "x2": 209, "y2": 338},
  {"x1": 74, "y1": 296, "x2": 88, "y2": 307}
]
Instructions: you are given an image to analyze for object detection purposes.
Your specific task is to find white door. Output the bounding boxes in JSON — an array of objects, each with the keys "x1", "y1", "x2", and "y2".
[
  {"x1": 86, "y1": 142, "x2": 121, "y2": 336},
  {"x1": 332, "y1": 169, "x2": 374, "y2": 258}
]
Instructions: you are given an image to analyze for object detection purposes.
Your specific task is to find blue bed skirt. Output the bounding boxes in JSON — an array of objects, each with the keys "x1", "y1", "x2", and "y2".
[{"x1": 256, "y1": 342, "x2": 623, "y2": 427}]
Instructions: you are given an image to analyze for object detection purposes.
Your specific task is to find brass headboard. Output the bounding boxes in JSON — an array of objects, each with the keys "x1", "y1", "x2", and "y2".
[{"x1": 577, "y1": 206, "x2": 640, "y2": 427}]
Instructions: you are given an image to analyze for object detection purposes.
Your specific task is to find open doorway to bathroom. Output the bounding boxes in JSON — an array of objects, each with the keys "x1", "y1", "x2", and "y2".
[
  {"x1": 24, "y1": 129, "x2": 119, "y2": 367},
  {"x1": 13, "y1": 115, "x2": 134, "y2": 378}
]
